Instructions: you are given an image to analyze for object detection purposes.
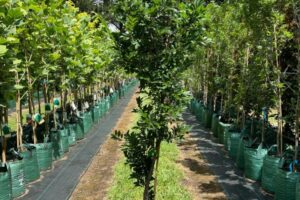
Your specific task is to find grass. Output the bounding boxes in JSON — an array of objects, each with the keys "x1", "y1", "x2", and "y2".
[{"x1": 108, "y1": 141, "x2": 192, "y2": 200}]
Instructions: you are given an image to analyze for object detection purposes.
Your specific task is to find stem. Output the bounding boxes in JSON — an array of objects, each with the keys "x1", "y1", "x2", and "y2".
[
  {"x1": 153, "y1": 140, "x2": 161, "y2": 200},
  {"x1": 274, "y1": 23, "x2": 283, "y2": 155},
  {"x1": 143, "y1": 157, "x2": 156, "y2": 200},
  {"x1": 37, "y1": 83, "x2": 41, "y2": 114}
]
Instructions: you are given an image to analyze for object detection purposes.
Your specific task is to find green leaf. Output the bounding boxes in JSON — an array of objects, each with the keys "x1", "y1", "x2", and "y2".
[
  {"x1": 0, "y1": 45, "x2": 7, "y2": 57},
  {"x1": 14, "y1": 84, "x2": 24, "y2": 90}
]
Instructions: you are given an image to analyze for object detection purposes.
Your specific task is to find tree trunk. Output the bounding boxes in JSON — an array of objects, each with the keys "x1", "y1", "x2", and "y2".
[
  {"x1": 153, "y1": 140, "x2": 161, "y2": 200},
  {"x1": 37, "y1": 83, "x2": 41, "y2": 114},
  {"x1": 274, "y1": 24, "x2": 283, "y2": 155},
  {"x1": 143, "y1": 157, "x2": 156, "y2": 200}
]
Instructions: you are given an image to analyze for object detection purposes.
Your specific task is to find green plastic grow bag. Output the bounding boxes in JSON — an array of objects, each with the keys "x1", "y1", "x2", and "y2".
[
  {"x1": 228, "y1": 132, "x2": 240, "y2": 160},
  {"x1": 205, "y1": 109, "x2": 213, "y2": 128},
  {"x1": 34, "y1": 143, "x2": 53, "y2": 171},
  {"x1": 196, "y1": 104, "x2": 203, "y2": 122},
  {"x1": 275, "y1": 169, "x2": 298, "y2": 200},
  {"x1": 21, "y1": 149, "x2": 40, "y2": 183},
  {"x1": 211, "y1": 114, "x2": 219, "y2": 138},
  {"x1": 0, "y1": 169, "x2": 12, "y2": 200},
  {"x1": 244, "y1": 146, "x2": 267, "y2": 181},
  {"x1": 67, "y1": 124, "x2": 76, "y2": 146},
  {"x1": 262, "y1": 155, "x2": 280, "y2": 193},
  {"x1": 51, "y1": 130, "x2": 63, "y2": 160},
  {"x1": 217, "y1": 121, "x2": 232, "y2": 144},
  {"x1": 296, "y1": 175, "x2": 300, "y2": 200},
  {"x1": 59, "y1": 129, "x2": 69, "y2": 153},
  {"x1": 236, "y1": 137, "x2": 245, "y2": 169},
  {"x1": 75, "y1": 121, "x2": 84, "y2": 140},
  {"x1": 201, "y1": 107, "x2": 206, "y2": 125},
  {"x1": 83, "y1": 112, "x2": 92, "y2": 134},
  {"x1": 8, "y1": 160, "x2": 25, "y2": 198},
  {"x1": 94, "y1": 105, "x2": 100, "y2": 121}
]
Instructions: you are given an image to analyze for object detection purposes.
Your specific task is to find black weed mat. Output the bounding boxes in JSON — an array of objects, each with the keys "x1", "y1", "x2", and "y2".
[
  {"x1": 183, "y1": 111, "x2": 273, "y2": 200},
  {"x1": 20, "y1": 88, "x2": 137, "y2": 200}
]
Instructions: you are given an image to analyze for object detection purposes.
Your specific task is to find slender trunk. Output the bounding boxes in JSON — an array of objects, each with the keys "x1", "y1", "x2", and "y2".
[
  {"x1": 37, "y1": 84, "x2": 41, "y2": 114},
  {"x1": 0, "y1": 107, "x2": 6, "y2": 163},
  {"x1": 143, "y1": 157, "x2": 156, "y2": 200},
  {"x1": 274, "y1": 24, "x2": 283, "y2": 155},
  {"x1": 33, "y1": 122, "x2": 37, "y2": 144},
  {"x1": 153, "y1": 140, "x2": 161, "y2": 199},
  {"x1": 15, "y1": 72, "x2": 21, "y2": 149},
  {"x1": 294, "y1": 95, "x2": 300, "y2": 165}
]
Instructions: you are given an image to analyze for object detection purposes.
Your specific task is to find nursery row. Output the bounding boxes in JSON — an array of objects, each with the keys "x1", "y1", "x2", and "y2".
[
  {"x1": 0, "y1": 79, "x2": 138, "y2": 200},
  {"x1": 190, "y1": 99, "x2": 300, "y2": 200}
]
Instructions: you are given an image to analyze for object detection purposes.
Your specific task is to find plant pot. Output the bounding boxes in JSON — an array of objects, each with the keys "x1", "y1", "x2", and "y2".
[
  {"x1": 34, "y1": 143, "x2": 53, "y2": 171},
  {"x1": 0, "y1": 167, "x2": 12, "y2": 200},
  {"x1": 228, "y1": 131, "x2": 240, "y2": 159},
  {"x1": 75, "y1": 121, "x2": 84, "y2": 140},
  {"x1": 51, "y1": 130, "x2": 63, "y2": 160},
  {"x1": 84, "y1": 112, "x2": 92, "y2": 134},
  {"x1": 275, "y1": 169, "x2": 298, "y2": 200},
  {"x1": 67, "y1": 124, "x2": 76, "y2": 146},
  {"x1": 196, "y1": 104, "x2": 203, "y2": 123},
  {"x1": 8, "y1": 160, "x2": 25, "y2": 198},
  {"x1": 262, "y1": 155, "x2": 280, "y2": 193},
  {"x1": 94, "y1": 105, "x2": 100, "y2": 121},
  {"x1": 217, "y1": 121, "x2": 232, "y2": 144},
  {"x1": 20, "y1": 149, "x2": 40, "y2": 183},
  {"x1": 211, "y1": 114, "x2": 219, "y2": 138},
  {"x1": 205, "y1": 109, "x2": 213, "y2": 129},
  {"x1": 296, "y1": 175, "x2": 300, "y2": 200},
  {"x1": 59, "y1": 129, "x2": 69, "y2": 153},
  {"x1": 236, "y1": 137, "x2": 245, "y2": 169},
  {"x1": 244, "y1": 146, "x2": 267, "y2": 181}
]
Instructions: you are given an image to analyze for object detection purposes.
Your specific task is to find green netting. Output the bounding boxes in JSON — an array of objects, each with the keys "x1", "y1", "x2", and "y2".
[
  {"x1": 262, "y1": 155, "x2": 280, "y2": 193},
  {"x1": 296, "y1": 175, "x2": 300, "y2": 200},
  {"x1": 0, "y1": 169, "x2": 12, "y2": 200},
  {"x1": 201, "y1": 107, "x2": 207, "y2": 125},
  {"x1": 275, "y1": 169, "x2": 298, "y2": 200},
  {"x1": 8, "y1": 160, "x2": 25, "y2": 198},
  {"x1": 51, "y1": 130, "x2": 63, "y2": 159},
  {"x1": 67, "y1": 124, "x2": 76, "y2": 146},
  {"x1": 211, "y1": 114, "x2": 219, "y2": 138},
  {"x1": 228, "y1": 132, "x2": 240, "y2": 160},
  {"x1": 59, "y1": 129, "x2": 69, "y2": 153},
  {"x1": 94, "y1": 105, "x2": 100, "y2": 121},
  {"x1": 244, "y1": 145, "x2": 267, "y2": 181},
  {"x1": 105, "y1": 97, "x2": 110, "y2": 111},
  {"x1": 98, "y1": 101, "x2": 104, "y2": 118},
  {"x1": 236, "y1": 137, "x2": 245, "y2": 169},
  {"x1": 205, "y1": 109, "x2": 212, "y2": 129},
  {"x1": 196, "y1": 104, "x2": 203, "y2": 123},
  {"x1": 75, "y1": 121, "x2": 84, "y2": 140},
  {"x1": 83, "y1": 112, "x2": 92, "y2": 134},
  {"x1": 20, "y1": 149, "x2": 40, "y2": 183},
  {"x1": 34, "y1": 143, "x2": 53, "y2": 171},
  {"x1": 217, "y1": 121, "x2": 232, "y2": 144}
]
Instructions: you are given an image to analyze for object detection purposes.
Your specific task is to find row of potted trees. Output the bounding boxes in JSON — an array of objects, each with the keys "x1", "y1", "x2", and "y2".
[{"x1": 0, "y1": 79, "x2": 137, "y2": 199}]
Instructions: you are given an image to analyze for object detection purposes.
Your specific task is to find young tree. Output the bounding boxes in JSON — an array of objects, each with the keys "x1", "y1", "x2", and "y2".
[{"x1": 112, "y1": 1, "x2": 203, "y2": 199}]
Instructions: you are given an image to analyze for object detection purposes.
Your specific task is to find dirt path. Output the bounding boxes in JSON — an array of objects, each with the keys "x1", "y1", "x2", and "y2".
[
  {"x1": 70, "y1": 91, "x2": 138, "y2": 200},
  {"x1": 177, "y1": 132, "x2": 227, "y2": 200}
]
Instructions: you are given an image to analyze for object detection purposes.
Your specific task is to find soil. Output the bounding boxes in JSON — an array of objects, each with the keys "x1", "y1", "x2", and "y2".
[
  {"x1": 69, "y1": 91, "x2": 138, "y2": 200},
  {"x1": 177, "y1": 133, "x2": 227, "y2": 200}
]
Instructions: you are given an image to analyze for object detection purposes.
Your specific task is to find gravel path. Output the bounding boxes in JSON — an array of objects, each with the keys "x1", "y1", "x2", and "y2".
[{"x1": 183, "y1": 111, "x2": 273, "y2": 200}]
